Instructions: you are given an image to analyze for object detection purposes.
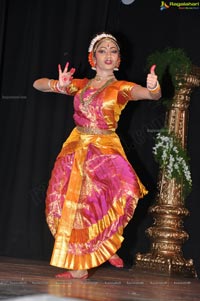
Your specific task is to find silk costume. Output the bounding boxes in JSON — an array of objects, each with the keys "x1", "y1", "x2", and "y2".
[{"x1": 45, "y1": 78, "x2": 148, "y2": 270}]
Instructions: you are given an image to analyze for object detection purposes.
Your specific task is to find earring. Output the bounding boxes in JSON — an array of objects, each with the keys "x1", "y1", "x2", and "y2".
[{"x1": 114, "y1": 58, "x2": 120, "y2": 71}]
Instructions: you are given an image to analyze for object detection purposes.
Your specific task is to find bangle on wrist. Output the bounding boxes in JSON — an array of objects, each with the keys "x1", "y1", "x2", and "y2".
[
  {"x1": 56, "y1": 81, "x2": 65, "y2": 93},
  {"x1": 48, "y1": 79, "x2": 57, "y2": 92},
  {"x1": 48, "y1": 79, "x2": 54, "y2": 91},
  {"x1": 147, "y1": 81, "x2": 160, "y2": 93},
  {"x1": 48, "y1": 79, "x2": 65, "y2": 93}
]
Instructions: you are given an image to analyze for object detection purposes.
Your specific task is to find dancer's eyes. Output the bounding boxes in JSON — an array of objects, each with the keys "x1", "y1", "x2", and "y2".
[{"x1": 97, "y1": 49, "x2": 118, "y2": 54}]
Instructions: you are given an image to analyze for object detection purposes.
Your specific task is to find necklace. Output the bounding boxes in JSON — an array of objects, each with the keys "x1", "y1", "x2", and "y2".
[
  {"x1": 80, "y1": 77, "x2": 115, "y2": 107},
  {"x1": 94, "y1": 74, "x2": 115, "y2": 82}
]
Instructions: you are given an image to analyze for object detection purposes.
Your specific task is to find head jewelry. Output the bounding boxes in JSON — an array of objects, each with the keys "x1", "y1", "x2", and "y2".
[
  {"x1": 88, "y1": 33, "x2": 119, "y2": 53},
  {"x1": 88, "y1": 32, "x2": 120, "y2": 70}
]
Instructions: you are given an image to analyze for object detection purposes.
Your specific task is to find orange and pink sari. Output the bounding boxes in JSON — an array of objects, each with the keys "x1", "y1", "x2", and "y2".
[{"x1": 45, "y1": 78, "x2": 147, "y2": 270}]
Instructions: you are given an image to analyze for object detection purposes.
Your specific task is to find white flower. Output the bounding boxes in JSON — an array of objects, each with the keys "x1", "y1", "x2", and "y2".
[
  {"x1": 153, "y1": 130, "x2": 192, "y2": 196},
  {"x1": 88, "y1": 33, "x2": 117, "y2": 52}
]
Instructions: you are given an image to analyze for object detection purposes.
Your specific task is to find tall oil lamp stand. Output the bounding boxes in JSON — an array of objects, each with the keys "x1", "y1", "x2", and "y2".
[{"x1": 135, "y1": 68, "x2": 200, "y2": 277}]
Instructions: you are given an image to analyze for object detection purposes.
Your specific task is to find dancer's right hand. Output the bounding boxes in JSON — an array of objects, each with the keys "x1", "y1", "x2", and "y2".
[{"x1": 58, "y1": 62, "x2": 76, "y2": 88}]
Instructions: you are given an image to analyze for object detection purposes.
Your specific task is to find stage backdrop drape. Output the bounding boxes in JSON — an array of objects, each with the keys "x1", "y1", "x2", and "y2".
[{"x1": 0, "y1": 0, "x2": 200, "y2": 275}]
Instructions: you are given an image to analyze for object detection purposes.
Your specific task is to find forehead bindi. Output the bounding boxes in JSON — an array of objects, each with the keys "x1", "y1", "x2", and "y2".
[{"x1": 97, "y1": 40, "x2": 118, "y2": 50}]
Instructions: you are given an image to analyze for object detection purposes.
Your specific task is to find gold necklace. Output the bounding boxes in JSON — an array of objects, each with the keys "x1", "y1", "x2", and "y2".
[
  {"x1": 94, "y1": 74, "x2": 115, "y2": 82},
  {"x1": 80, "y1": 78, "x2": 115, "y2": 107}
]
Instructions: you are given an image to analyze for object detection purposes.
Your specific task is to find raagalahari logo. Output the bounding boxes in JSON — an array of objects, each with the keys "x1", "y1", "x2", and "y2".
[{"x1": 160, "y1": 1, "x2": 200, "y2": 10}]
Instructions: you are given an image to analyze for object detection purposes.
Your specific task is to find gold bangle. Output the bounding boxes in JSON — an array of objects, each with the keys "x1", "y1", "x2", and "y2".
[
  {"x1": 148, "y1": 81, "x2": 160, "y2": 93},
  {"x1": 56, "y1": 81, "x2": 66, "y2": 93},
  {"x1": 48, "y1": 79, "x2": 58, "y2": 92},
  {"x1": 53, "y1": 80, "x2": 57, "y2": 91},
  {"x1": 48, "y1": 79, "x2": 53, "y2": 91}
]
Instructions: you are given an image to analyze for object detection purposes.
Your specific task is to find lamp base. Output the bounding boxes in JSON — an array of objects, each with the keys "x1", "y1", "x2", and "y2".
[{"x1": 135, "y1": 252, "x2": 197, "y2": 278}]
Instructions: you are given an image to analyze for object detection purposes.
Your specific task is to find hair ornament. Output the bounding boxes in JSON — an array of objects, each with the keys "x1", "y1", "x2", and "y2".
[
  {"x1": 88, "y1": 51, "x2": 96, "y2": 70},
  {"x1": 88, "y1": 33, "x2": 118, "y2": 53}
]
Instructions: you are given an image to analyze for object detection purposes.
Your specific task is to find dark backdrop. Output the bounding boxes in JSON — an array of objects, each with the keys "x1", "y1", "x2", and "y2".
[{"x1": 0, "y1": 0, "x2": 200, "y2": 275}]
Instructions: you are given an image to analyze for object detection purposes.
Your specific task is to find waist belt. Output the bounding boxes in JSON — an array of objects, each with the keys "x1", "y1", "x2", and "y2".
[{"x1": 76, "y1": 126, "x2": 114, "y2": 135}]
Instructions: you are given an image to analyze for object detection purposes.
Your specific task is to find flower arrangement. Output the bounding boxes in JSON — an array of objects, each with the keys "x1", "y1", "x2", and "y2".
[{"x1": 153, "y1": 129, "x2": 192, "y2": 197}]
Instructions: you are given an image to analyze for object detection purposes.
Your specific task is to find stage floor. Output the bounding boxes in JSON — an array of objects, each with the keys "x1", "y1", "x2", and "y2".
[{"x1": 0, "y1": 257, "x2": 199, "y2": 301}]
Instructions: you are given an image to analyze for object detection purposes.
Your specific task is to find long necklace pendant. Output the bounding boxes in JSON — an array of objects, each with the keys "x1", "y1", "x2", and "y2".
[{"x1": 80, "y1": 78, "x2": 115, "y2": 107}]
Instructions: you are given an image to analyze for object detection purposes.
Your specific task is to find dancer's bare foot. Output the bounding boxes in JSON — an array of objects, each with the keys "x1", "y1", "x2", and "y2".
[
  {"x1": 56, "y1": 269, "x2": 88, "y2": 279},
  {"x1": 108, "y1": 254, "x2": 124, "y2": 268}
]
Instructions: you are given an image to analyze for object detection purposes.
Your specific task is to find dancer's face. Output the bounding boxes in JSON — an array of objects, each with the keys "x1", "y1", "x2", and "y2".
[{"x1": 94, "y1": 39, "x2": 120, "y2": 72}]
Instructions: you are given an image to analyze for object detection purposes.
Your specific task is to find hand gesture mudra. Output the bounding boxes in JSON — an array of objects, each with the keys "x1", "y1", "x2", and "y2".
[
  {"x1": 146, "y1": 64, "x2": 158, "y2": 90},
  {"x1": 58, "y1": 62, "x2": 76, "y2": 88}
]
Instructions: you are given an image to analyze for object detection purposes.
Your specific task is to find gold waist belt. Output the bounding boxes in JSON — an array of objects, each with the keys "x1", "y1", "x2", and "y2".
[{"x1": 76, "y1": 126, "x2": 114, "y2": 135}]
